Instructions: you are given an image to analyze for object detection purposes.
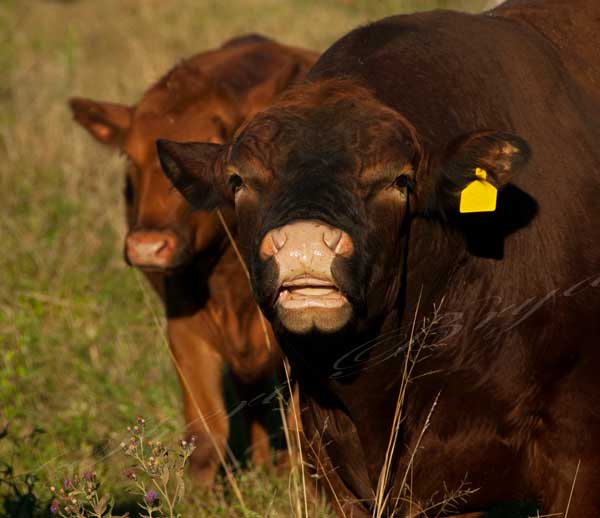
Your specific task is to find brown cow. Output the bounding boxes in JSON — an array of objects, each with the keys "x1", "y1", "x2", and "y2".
[
  {"x1": 70, "y1": 35, "x2": 318, "y2": 486},
  {"x1": 157, "y1": 1, "x2": 600, "y2": 515}
]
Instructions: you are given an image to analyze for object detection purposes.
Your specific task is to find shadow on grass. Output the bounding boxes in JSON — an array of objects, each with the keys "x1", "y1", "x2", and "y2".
[
  {"x1": 111, "y1": 499, "x2": 144, "y2": 518},
  {"x1": 0, "y1": 464, "x2": 49, "y2": 518}
]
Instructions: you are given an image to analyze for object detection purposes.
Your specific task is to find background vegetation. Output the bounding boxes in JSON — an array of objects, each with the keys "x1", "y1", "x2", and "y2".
[{"x1": 0, "y1": 0, "x2": 498, "y2": 516}]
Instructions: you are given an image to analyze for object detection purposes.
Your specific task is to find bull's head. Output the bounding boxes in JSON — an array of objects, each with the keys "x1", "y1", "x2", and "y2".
[{"x1": 157, "y1": 79, "x2": 530, "y2": 336}]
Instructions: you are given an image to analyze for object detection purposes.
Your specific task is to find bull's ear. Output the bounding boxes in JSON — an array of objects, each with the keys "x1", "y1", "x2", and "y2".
[
  {"x1": 426, "y1": 130, "x2": 531, "y2": 213},
  {"x1": 69, "y1": 97, "x2": 132, "y2": 147},
  {"x1": 156, "y1": 139, "x2": 226, "y2": 210}
]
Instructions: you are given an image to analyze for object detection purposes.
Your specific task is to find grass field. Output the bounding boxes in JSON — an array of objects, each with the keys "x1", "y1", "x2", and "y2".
[{"x1": 0, "y1": 1, "x2": 498, "y2": 516}]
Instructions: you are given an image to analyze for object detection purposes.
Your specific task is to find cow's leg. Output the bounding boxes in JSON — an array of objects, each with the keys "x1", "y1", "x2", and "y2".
[
  {"x1": 248, "y1": 406, "x2": 273, "y2": 467},
  {"x1": 233, "y1": 377, "x2": 276, "y2": 468},
  {"x1": 167, "y1": 319, "x2": 228, "y2": 487}
]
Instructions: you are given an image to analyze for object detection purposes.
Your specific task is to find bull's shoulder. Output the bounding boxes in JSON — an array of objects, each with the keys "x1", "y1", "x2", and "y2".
[
  {"x1": 492, "y1": 0, "x2": 600, "y2": 89},
  {"x1": 307, "y1": 9, "x2": 520, "y2": 85},
  {"x1": 305, "y1": 6, "x2": 598, "y2": 133}
]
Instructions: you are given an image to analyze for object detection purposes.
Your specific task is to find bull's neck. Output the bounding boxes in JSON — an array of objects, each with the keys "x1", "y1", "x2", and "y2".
[
  {"x1": 283, "y1": 216, "x2": 466, "y2": 489},
  {"x1": 281, "y1": 310, "x2": 409, "y2": 491},
  {"x1": 289, "y1": 217, "x2": 464, "y2": 394}
]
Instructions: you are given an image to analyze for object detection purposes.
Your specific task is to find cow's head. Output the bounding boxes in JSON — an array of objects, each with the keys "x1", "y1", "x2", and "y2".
[
  {"x1": 69, "y1": 67, "x2": 243, "y2": 272},
  {"x1": 157, "y1": 80, "x2": 530, "y2": 335}
]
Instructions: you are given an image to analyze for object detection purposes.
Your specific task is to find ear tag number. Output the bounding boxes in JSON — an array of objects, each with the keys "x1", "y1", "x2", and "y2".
[{"x1": 459, "y1": 167, "x2": 498, "y2": 213}]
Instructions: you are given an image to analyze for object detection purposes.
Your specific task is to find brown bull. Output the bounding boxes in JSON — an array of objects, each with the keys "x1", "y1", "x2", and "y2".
[
  {"x1": 158, "y1": 0, "x2": 600, "y2": 515},
  {"x1": 70, "y1": 35, "x2": 318, "y2": 486}
]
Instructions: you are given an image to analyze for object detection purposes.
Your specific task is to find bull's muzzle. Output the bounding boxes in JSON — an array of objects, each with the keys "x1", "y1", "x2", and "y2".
[{"x1": 259, "y1": 220, "x2": 354, "y2": 334}]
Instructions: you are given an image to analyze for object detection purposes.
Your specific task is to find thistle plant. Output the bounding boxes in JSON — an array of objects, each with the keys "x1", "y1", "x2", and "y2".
[
  {"x1": 49, "y1": 471, "x2": 120, "y2": 518},
  {"x1": 50, "y1": 418, "x2": 195, "y2": 518},
  {"x1": 120, "y1": 417, "x2": 196, "y2": 518}
]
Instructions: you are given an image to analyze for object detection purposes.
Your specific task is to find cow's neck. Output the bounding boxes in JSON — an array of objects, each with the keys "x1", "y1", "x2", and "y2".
[{"x1": 163, "y1": 233, "x2": 231, "y2": 318}]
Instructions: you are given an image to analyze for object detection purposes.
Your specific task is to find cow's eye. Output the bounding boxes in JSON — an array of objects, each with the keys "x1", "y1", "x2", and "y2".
[
  {"x1": 212, "y1": 116, "x2": 229, "y2": 142},
  {"x1": 228, "y1": 173, "x2": 244, "y2": 194},
  {"x1": 124, "y1": 175, "x2": 135, "y2": 204}
]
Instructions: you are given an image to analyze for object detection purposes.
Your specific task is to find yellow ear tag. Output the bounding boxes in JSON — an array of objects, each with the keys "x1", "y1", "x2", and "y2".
[{"x1": 459, "y1": 167, "x2": 498, "y2": 213}]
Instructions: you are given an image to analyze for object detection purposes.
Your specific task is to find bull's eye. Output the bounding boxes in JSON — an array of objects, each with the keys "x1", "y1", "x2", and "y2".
[
  {"x1": 228, "y1": 173, "x2": 244, "y2": 194},
  {"x1": 394, "y1": 175, "x2": 414, "y2": 191},
  {"x1": 124, "y1": 175, "x2": 134, "y2": 205}
]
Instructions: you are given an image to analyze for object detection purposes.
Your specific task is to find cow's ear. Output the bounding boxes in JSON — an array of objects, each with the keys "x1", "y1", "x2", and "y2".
[
  {"x1": 156, "y1": 139, "x2": 226, "y2": 210},
  {"x1": 425, "y1": 131, "x2": 531, "y2": 213},
  {"x1": 69, "y1": 97, "x2": 132, "y2": 147}
]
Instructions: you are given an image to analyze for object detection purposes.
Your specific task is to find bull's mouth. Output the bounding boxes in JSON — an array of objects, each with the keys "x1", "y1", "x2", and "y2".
[{"x1": 276, "y1": 275, "x2": 348, "y2": 309}]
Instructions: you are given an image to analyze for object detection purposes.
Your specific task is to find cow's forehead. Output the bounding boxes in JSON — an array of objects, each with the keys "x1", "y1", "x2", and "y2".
[
  {"x1": 125, "y1": 105, "x2": 223, "y2": 166},
  {"x1": 131, "y1": 108, "x2": 215, "y2": 138}
]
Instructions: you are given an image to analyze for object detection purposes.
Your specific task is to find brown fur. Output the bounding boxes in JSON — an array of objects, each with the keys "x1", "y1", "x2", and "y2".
[
  {"x1": 157, "y1": 1, "x2": 600, "y2": 515},
  {"x1": 70, "y1": 35, "x2": 318, "y2": 486}
]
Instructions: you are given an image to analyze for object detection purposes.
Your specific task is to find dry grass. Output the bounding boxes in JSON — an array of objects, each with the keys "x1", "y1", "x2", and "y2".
[{"x1": 0, "y1": 0, "x2": 500, "y2": 516}]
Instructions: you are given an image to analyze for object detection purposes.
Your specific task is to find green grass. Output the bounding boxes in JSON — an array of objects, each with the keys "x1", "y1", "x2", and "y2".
[{"x1": 0, "y1": 0, "x2": 498, "y2": 516}]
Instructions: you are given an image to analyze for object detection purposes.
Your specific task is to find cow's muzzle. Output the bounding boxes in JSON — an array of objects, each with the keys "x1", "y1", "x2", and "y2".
[
  {"x1": 259, "y1": 220, "x2": 354, "y2": 334},
  {"x1": 125, "y1": 229, "x2": 190, "y2": 272}
]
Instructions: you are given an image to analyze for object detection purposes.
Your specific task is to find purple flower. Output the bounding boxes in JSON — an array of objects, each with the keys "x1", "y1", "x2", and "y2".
[
  {"x1": 50, "y1": 500, "x2": 59, "y2": 514},
  {"x1": 82, "y1": 471, "x2": 95, "y2": 481},
  {"x1": 63, "y1": 479, "x2": 73, "y2": 489},
  {"x1": 145, "y1": 490, "x2": 158, "y2": 504}
]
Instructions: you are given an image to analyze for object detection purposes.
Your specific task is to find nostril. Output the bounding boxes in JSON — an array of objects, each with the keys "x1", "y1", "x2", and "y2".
[
  {"x1": 156, "y1": 234, "x2": 177, "y2": 257},
  {"x1": 126, "y1": 232, "x2": 177, "y2": 266},
  {"x1": 323, "y1": 228, "x2": 342, "y2": 252},
  {"x1": 154, "y1": 240, "x2": 170, "y2": 257},
  {"x1": 271, "y1": 228, "x2": 287, "y2": 251}
]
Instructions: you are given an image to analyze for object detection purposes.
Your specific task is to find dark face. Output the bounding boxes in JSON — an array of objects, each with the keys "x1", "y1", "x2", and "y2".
[
  {"x1": 225, "y1": 91, "x2": 418, "y2": 335},
  {"x1": 69, "y1": 89, "x2": 239, "y2": 273},
  {"x1": 158, "y1": 79, "x2": 530, "y2": 336}
]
